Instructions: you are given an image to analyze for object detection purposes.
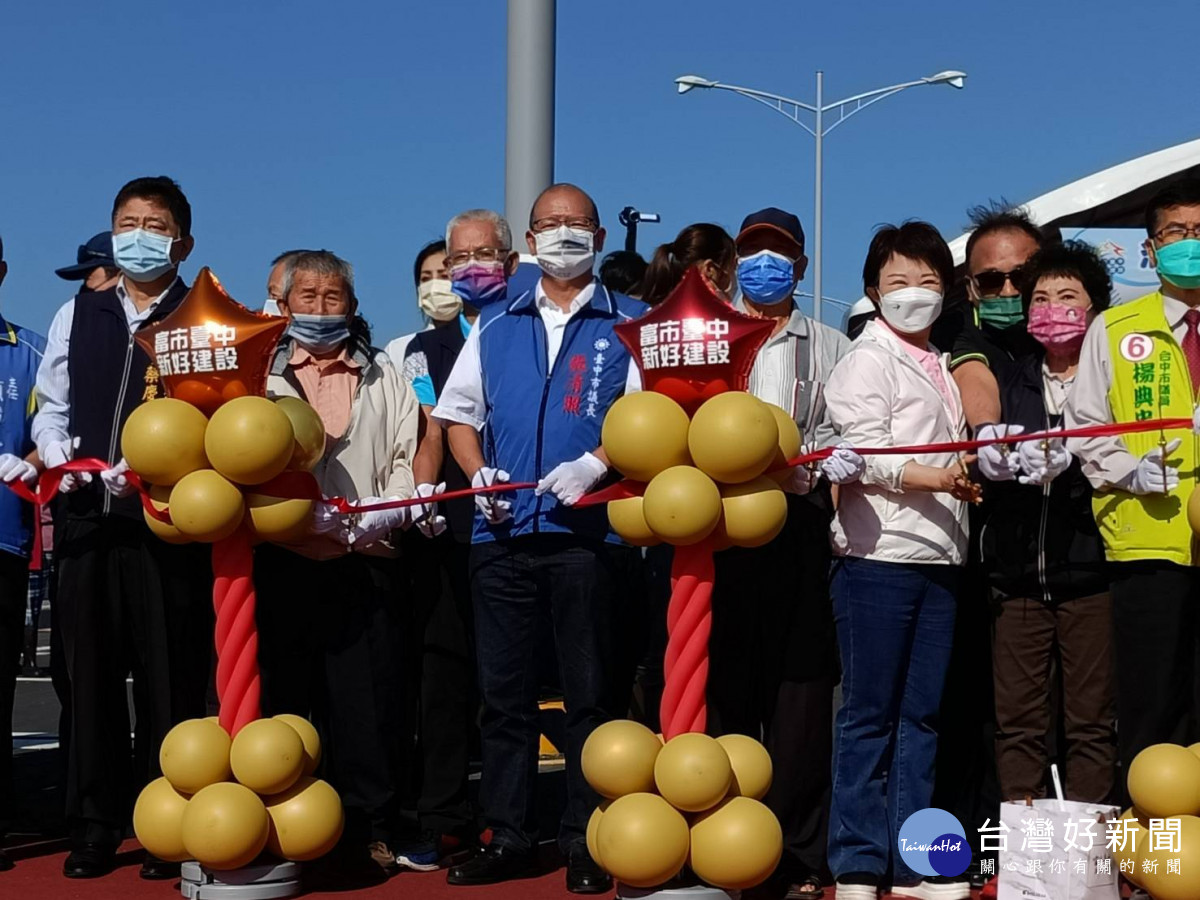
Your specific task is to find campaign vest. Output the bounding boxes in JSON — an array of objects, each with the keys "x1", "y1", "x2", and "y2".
[
  {"x1": 474, "y1": 282, "x2": 646, "y2": 543},
  {"x1": 1094, "y1": 291, "x2": 1196, "y2": 565},
  {"x1": 66, "y1": 281, "x2": 188, "y2": 520},
  {"x1": 0, "y1": 320, "x2": 46, "y2": 557}
]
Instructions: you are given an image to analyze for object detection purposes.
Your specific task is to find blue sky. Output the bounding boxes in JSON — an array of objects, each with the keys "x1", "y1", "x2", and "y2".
[{"x1": 1, "y1": 0, "x2": 1197, "y2": 341}]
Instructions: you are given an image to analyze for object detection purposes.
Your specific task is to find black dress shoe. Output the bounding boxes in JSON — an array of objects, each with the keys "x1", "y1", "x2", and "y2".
[
  {"x1": 0, "y1": 848, "x2": 13, "y2": 872},
  {"x1": 446, "y1": 844, "x2": 537, "y2": 886},
  {"x1": 566, "y1": 852, "x2": 612, "y2": 894},
  {"x1": 140, "y1": 853, "x2": 181, "y2": 880},
  {"x1": 63, "y1": 843, "x2": 116, "y2": 878}
]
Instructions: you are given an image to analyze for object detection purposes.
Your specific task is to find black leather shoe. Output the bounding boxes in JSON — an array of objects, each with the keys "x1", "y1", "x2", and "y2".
[
  {"x1": 446, "y1": 844, "x2": 537, "y2": 886},
  {"x1": 63, "y1": 843, "x2": 116, "y2": 878},
  {"x1": 140, "y1": 853, "x2": 181, "y2": 880},
  {"x1": 566, "y1": 852, "x2": 612, "y2": 894},
  {"x1": 0, "y1": 848, "x2": 13, "y2": 872}
]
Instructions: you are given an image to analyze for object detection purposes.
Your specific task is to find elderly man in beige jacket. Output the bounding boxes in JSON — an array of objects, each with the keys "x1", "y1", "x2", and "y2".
[{"x1": 257, "y1": 249, "x2": 419, "y2": 875}]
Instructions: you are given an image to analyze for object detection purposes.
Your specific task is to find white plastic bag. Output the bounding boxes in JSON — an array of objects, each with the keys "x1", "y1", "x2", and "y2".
[{"x1": 997, "y1": 798, "x2": 1120, "y2": 900}]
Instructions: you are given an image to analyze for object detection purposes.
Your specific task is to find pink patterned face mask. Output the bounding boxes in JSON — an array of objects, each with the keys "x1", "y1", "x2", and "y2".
[{"x1": 1027, "y1": 303, "x2": 1090, "y2": 351}]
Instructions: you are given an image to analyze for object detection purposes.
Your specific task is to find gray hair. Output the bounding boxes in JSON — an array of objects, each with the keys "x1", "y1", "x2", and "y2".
[
  {"x1": 280, "y1": 249, "x2": 356, "y2": 302},
  {"x1": 445, "y1": 209, "x2": 512, "y2": 253}
]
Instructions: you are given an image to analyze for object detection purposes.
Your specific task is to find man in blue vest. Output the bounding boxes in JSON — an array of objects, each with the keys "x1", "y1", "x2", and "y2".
[
  {"x1": 435, "y1": 185, "x2": 645, "y2": 893},
  {"x1": 33, "y1": 177, "x2": 213, "y2": 880},
  {"x1": 0, "y1": 235, "x2": 47, "y2": 872}
]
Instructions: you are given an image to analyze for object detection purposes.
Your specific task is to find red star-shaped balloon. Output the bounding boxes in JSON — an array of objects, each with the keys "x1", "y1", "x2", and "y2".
[
  {"x1": 615, "y1": 266, "x2": 774, "y2": 412},
  {"x1": 135, "y1": 267, "x2": 288, "y2": 416}
]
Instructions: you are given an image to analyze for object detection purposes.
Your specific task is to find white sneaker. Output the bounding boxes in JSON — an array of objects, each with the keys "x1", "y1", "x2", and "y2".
[
  {"x1": 890, "y1": 879, "x2": 971, "y2": 900},
  {"x1": 834, "y1": 883, "x2": 878, "y2": 900}
]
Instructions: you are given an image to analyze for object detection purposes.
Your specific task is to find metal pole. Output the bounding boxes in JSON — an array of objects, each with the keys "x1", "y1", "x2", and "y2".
[
  {"x1": 812, "y1": 70, "x2": 823, "y2": 324},
  {"x1": 505, "y1": 0, "x2": 556, "y2": 234}
]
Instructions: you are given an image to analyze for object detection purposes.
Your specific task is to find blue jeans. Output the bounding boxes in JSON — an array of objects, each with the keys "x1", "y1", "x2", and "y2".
[{"x1": 828, "y1": 556, "x2": 960, "y2": 883}]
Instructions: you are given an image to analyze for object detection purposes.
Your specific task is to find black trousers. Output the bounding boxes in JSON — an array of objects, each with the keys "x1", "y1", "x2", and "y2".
[
  {"x1": 56, "y1": 515, "x2": 211, "y2": 846},
  {"x1": 408, "y1": 533, "x2": 477, "y2": 838},
  {"x1": 471, "y1": 535, "x2": 635, "y2": 855},
  {"x1": 0, "y1": 549, "x2": 30, "y2": 839},
  {"x1": 1110, "y1": 560, "x2": 1200, "y2": 796},
  {"x1": 255, "y1": 546, "x2": 406, "y2": 846},
  {"x1": 708, "y1": 493, "x2": 836, "y2": 883}
]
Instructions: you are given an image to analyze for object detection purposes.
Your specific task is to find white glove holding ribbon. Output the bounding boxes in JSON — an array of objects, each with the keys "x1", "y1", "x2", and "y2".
[
  {"x1": 99, "y1": 458, "x2": 138, "y2": 498},
  {"x1": 1193, "y1": 405, "x2": 1200, "y2": 434},
  {"x1": 313, "y1": 500, "x2": 348, "y2": 542},
  {"x1": 777, "y1": 464, "x2": 814, "y2": 495},
  {"x1": 1126, "y1": 439, "x2": 1181, "y2": 495},
  {"x1": 535, "y1": 452, "x2": 608, "y2": 507},
  {"x1": 347, "y1": 498, "x2": 408, "y2": 547},
  {"x1": 413, "y1": 482, "x2": 447, "y2": 538},
  {"x1": 43, "y1": 437, "x2": 92, "y2": 494},
  {"x1": 473, "y1": 467, "x2": 513, "y2": 525},
  {"x1": 1016, "y1": 438, "x2": 1072, "y2": 486},
  {"x1": 976, "y1": 424, "x2": 1025, "y2": 482},
  {"x1": 0, "y1": 453, "x2": 37, "y2": 485},
  {"x1": 819, "y1": 441, "x2": 865, "y2": 485}
]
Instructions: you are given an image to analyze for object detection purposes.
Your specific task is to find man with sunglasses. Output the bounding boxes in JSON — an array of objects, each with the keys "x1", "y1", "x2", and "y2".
[
  {"x1": 435, "y1": 185, "x2": 645, "y2": 893},
  {"x1": 1066, "y1": 178, "x2": 1200, "y2": 788}
]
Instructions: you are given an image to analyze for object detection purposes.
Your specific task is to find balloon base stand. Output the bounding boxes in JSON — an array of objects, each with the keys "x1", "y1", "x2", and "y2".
[
  {"x1": 617, "y1": 884, "x2": 738, "y2": 900},
  {"x1": 180, "y1": 861, "x2": 301, "y2": 899}
]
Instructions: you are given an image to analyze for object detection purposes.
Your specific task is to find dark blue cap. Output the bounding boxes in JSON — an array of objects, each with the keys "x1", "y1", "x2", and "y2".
[
  {"x1": 55, "y1": 231, "x2": 115, "y2": 280},
  {"x1": 736, "y1": 207, "x2": 805, "y2": 252}
]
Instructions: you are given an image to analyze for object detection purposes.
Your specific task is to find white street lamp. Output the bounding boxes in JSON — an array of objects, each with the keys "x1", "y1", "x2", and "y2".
[{"x1": 674, "y1": 69, "x2": 967, "y2": 323}]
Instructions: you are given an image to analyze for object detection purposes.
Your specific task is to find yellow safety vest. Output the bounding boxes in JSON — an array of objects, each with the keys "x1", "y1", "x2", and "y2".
[{"x1": 1094, "y1": 291, "x2": 1197, "y2": 565}]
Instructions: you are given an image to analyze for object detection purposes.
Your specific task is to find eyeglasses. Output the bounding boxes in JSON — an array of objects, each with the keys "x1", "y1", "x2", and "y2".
[
  {"x1": 446, "y1": 248, "x2": 510, "y2": 268},
  {"x1": 530, "y1": 216, "x2": 598, "y2": 234},
  {"x1": 972, "y1": 265, "x2": 1028, "y2": 298},
  {"x1": 1153, "y1": 225, "x2": 1200, "y2": 244}
]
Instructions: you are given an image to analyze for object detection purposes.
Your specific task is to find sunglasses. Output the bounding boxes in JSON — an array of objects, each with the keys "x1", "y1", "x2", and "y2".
[{"x1": 972, "y1": 266, "x2": 1028, "y2": 298}]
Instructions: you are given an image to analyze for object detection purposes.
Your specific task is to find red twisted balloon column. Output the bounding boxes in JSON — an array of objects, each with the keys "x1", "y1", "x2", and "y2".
[
  {"x1": 660, "y1": 544, "x2": 715, "y2": 738},
  {"x1": 212, "y1": 534, "x2": 261, "y2": 735}
]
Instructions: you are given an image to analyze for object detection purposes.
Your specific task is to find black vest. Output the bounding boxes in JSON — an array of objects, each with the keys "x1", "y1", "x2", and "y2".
[
  {"x1": 66, "y1": 280, "x2": 189, "y2": 519},
  {"x1": 410, "y1": 324, "x2": 473, "y2": 542}
]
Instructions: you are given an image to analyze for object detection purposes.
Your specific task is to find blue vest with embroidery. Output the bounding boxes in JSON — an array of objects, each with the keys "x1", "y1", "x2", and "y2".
[
  {"x1": 474, "y1": 281, "x2": 646, "y2": 543},
  {"x1": 0, "y1": 319, "x2": 46, "y2": 557}
]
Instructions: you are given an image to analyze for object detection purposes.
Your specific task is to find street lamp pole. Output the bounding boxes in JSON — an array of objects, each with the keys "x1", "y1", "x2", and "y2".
[{"x1": 674, "y1": 69, "x2": 966, "y2": 323}]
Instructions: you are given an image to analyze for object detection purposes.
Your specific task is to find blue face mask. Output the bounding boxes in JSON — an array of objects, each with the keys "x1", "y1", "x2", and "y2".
[
  {"x1": 112, "y1": 228, "x2": 176, "y2": 283},
  {"x1": 287, "y1": 313, "x2": 351, "y2": 354},
  {"x1": 736, "y1": 250, "x2": 796, "y2": 304},
  {"x1": 1155, "y1": 239, "x2": 1200, "y2": 289}
]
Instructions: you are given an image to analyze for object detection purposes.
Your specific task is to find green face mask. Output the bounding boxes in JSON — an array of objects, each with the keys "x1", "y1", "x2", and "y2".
[{"x1": 978, "y1": 294, "x2": 1024, "y2": 328}]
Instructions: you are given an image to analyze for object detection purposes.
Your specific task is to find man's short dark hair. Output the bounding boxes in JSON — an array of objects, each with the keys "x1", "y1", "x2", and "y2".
[
  {"x1": 964, "y1": 200, "x2": 1044, "y2": 267},
  {"x1": 413, "y1": 239, "x2": 447, "y2": 288},
  {"x1": 862, "y1": 221, "x2": 954, "y2": 294},
  {"x1": 529, "y1": 183, "x2": 600, "y2": 228},
  {"x1": 599, "y1": 251, "x2": 648, "y2": 295},
  {"x1": 1145, "y1": 178, "x2": 1200, "y2": 236},
  {"x1": 112, "y1": 176, "x2": 192, "y2": 238},
  {"x1": 1020, "y1": 240, "x2": 1113, "y2": 312}
]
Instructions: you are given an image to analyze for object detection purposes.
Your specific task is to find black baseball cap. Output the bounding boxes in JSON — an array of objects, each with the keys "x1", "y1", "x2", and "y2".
[
  {"x1": 55, "y1": 231, "x2": 115, "y2": 280},
  {"x1": 736, "y1": 207, "x2": 805, "y2": 253}
]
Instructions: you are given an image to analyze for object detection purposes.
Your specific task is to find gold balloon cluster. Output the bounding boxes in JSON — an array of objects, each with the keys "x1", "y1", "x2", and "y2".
[
  {"x1": 133, "y1": 716, "x2": 344, "y2": 870},
  {"x1": 1110, "y1": 742, "x2": 1200, "y2": 899},
  {"x1": 581, "y1": 720, "x2": 782, "y2": 891},
  {"x1": 603, "y1": 391, "x2": 799, "y2": 549},
  {"x1": 122, "y1": 395, "x2": 326, "y2": 544}
]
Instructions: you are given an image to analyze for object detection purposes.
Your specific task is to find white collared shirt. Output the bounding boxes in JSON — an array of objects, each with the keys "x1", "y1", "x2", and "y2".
[
  {"x1": 32, "y1": 276, "x2": 179, "y2": 455},
  {"x1": 434, "y1": 278, "x2": 640, "y2": 431}
]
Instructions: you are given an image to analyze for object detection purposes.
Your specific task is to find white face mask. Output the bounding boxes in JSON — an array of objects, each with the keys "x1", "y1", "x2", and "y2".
[
  {"x1": 534, "y1": 225, "x2": 595, "y2": 280},
  {"x1": 877, "y1": 286, "x2": 943, "y2": 335},
  {"x1": 418, "y1": 278, "x2": 463, "y2": 322}
]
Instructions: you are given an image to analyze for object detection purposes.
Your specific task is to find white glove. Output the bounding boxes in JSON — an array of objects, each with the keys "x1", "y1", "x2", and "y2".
[
  {"x1": 976, "y1": 424, "x2": 1025, "y2": 482},
  {"x1": 42, "y1": 437, "x2": 92, "y2": 494},
  {"x1": 777, "y1": 465, "x2": 814, "y2": 495},
  {"x1": 0, "y1": 454, "x2": 37, "y2": 485},
  {"x1": 312, "y1": 501, "x2": 349, "y2": 542},
  {"x1": 99, "y1": 458, "x2": 137, "y2": 498},
  {"x1": 473, "y1": 467, "x2": 512, "y2": 525},
  {"x1": 819, "y1": 441, "x2": 865, "y2": 485},
  {"x1": 413, "y1": 482, "x2": 447, "y2": 538},
  {"x1": 1193, "y1": 405, "x2": 1200, "y2": 434},
  {"x1": 1017, "y1": 438, "x2": 1072, "y2": 486},
  {"x1": 347, "y1": 498, "x2": 408, "y2": 547},
  {"x1": 535, "y1": 452, "x2": 608, "y2": 507},
  {"x1": 1126, "y1": 438, "x2": 1182, "y2": 495}
]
